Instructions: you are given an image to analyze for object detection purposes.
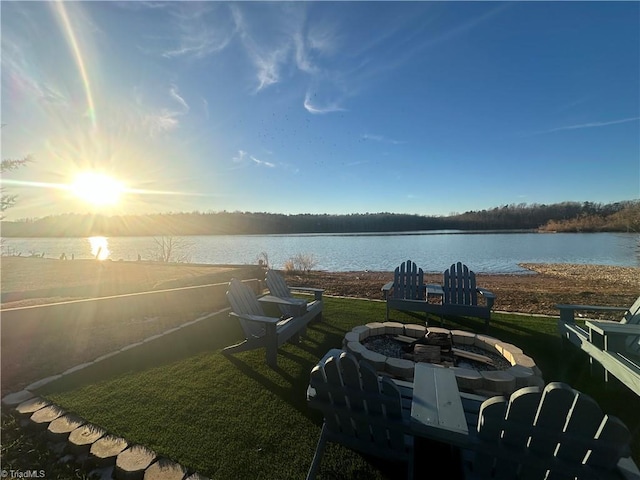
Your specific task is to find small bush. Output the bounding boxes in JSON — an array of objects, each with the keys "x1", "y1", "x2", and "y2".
[{"x1": 283, "y1": 253, "x2": 317, "y2": 273}]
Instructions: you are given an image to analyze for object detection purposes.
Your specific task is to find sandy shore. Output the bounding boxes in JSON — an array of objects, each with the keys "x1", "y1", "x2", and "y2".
[
  {"x1": 1, "y1": 257, "x2": 638, "y2": 315},
  {"x1": 285, "y1": 263, "x2": 639, "y2": 317}
]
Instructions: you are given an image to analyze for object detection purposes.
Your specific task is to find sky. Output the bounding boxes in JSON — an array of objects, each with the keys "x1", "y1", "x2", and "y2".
[{"x1": 1, "y1": 1, "x2": 639, "y2": 221}]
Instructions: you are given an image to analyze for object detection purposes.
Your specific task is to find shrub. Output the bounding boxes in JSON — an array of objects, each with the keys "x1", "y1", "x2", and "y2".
[{"x1": 283, "y1": 253, "x2": 317, "y2": 273}]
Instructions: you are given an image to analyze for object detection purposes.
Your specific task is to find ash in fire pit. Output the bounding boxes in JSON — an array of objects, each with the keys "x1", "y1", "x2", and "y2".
[{"x1": 362, "y1": 329, "x2": 511, "y2": 371}]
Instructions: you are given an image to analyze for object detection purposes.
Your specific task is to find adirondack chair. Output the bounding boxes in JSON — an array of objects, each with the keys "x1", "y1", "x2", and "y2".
[
  {"x1": 306, "y1": 349, "x2": 415, "y2": 480},
  {"x1": 265, "y1": 269, "x2": 324, "y2": 321},
  {"x1": 382, "y1": 260, "x2": 440, "y2": 321},
  {"x1": 557, "y1": 296, "x2": 640, "y2": 395},
  {"x1": 438, "y1": 262, "x2": 496, "y2": 327},
  {"x1": 224, "y1": 278, "x2": 317, "y2": 367},
  {"x1": 307, "y1": 351, "x2": 640, "y2": 479},
  {"x1": 461, "y1": 381, "x2": 639, "y2": 479}
]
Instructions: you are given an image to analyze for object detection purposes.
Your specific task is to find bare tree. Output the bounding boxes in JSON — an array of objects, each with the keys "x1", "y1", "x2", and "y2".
[
  {"x1": 152, "y1": 236, "x2": 193, "y2": 263},
  {"x1": 1, "y1": 156, "x2": 32, "y2": 219},
  {"x1": 284, "y1": 252, "x2": 318, "y2": 273}
]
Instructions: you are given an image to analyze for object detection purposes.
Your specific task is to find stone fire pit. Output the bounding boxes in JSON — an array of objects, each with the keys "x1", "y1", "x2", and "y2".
[{"x1": 342, "y1": 322, "x2": 544, "y2": 396}]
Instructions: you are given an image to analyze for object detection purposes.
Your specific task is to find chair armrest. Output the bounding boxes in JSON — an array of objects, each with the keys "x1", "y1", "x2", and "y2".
[
  {"x1": 258, "y1": 295, "x2": 308, "y2": 315},
  {"x1": 586, "y1": 321, "x2": 640, "y2": 335},
  {"x1": 230, "y1": 312, "x2": 280, "y2": 324},
  {"x1": 288, "y1": 286, "x2": 324, "y2": 301},
  {"x1": 586, "y1": 321, "x2": 640, "y2": 353},
  {"x1": 477, "y1": 288, "x2": 495, "y2": 299},
  {"x1": 259, "y1": 295, "x2": 306, "y2": 306},
  {"x1": 477, "y1": 288, "x2": 496, "y2": 309},
  {"x1": 381, "y1": 282, "x2": 394, "y2": 299},
  {"x1": 556, "y1": 304, "x2": 629, "y2": 324}
]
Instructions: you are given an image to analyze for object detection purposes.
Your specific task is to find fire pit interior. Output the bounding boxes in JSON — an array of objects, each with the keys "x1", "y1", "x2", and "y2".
[
  {"x1": 362, "y1": 330, "x2": 512, "y2": 371},
  {"x1": 343, "y1": 322, "x2": 544, "y2": 396}
]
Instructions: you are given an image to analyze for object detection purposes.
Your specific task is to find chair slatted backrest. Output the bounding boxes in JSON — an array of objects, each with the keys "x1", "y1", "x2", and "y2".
[
  {"x1": 621, "y1": 297, "x2": 640, "y2": 356},
  {"x1": 392, "y1": 260, "x2": 424, "y2": 300},
  {"x1": 226, "y1": 278, "x2": 268, "y2": 338},
  {"x1": 265, "y1": 270, "x2": 305, "y2": 317},
  {"x1": 473, "y1": 382, "x2": 632, "y2": 479},
  {"x1": 265, "y1": 270, "x2": 292, "y2": 298},
  {"x1": 443, "y1": 262, "x2": 478, "y2": 306},
  {"x1": 621, "y1": 296, "x2": 640, "y2": 325},
  {"x1": 309, "y1": 352, "x2": 409, "y2": 457}
]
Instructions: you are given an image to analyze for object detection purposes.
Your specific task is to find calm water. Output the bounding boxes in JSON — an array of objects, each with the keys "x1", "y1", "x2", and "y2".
[{"x1": 2, "y1": 232, "x2": 638, "y2": 274}]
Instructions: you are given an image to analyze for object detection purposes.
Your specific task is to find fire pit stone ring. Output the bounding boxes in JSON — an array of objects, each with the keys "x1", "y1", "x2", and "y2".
[{"x1": 342, "y1": 321, "x2": 544, "y2": 396}]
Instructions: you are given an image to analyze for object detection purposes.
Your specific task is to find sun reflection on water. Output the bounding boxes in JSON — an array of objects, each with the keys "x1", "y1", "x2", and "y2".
[{"x1": 88, "y1": 236, "x2": 110, "y2": 260}]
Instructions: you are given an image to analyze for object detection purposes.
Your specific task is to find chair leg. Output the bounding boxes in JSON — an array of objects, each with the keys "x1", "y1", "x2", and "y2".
[
  {"x1": 265, "y1": 324, "x2": 278, "y2": 367},
  {"x1": 306, "y1": 423, "x2": 328, "y2": 480},
  {"x1": 406, "y1": 453, "x2": 414, "y2": 480}
]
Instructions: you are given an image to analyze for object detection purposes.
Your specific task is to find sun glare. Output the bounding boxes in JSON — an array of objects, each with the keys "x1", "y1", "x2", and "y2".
[
  {"x1": 70, "y1": 172, "x2": 124, "y2": 206},
  {"x1": 88, "y1": 236, "x2": 110, "y2": 260}
]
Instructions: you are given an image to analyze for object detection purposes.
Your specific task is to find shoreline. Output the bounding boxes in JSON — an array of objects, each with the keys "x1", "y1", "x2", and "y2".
[
  {"x1": 1, "y1": 257, "x2": 638, "y2": 314},
  {"x1": 1, "y1": 259, "x2": 637, "y2": 393}
]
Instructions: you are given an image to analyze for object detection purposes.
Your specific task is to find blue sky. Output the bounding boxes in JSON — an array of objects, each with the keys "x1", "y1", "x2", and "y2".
[{"x1": 2, "y1": 1, "x2": 639, "y2": 221}]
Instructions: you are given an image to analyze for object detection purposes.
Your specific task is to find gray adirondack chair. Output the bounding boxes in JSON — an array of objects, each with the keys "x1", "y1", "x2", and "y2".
[
  {"x1": 306, "y1": 349, "x2": 415, "y2": 480},
  {"x1": 224, "y1": 278, "x2": 317, "y2": 367},
  {"x1": 463, "y1": 382, "x2": 639, "y2": 479},
  {"x1": 265, "y1": 269, "x2": 323, "y2": 321},
  {"x1": 440, "y1": 262, "x2": 496, "y2": 326},
  {"x1": 557, "y1": 296, "x2": 640, "y2": 395},
  {"x1": 306, "y1": 351, "x2": 639, "y2": 479},
  {"x1": 382, "y1": 260, "x2": 439, "y2": 321}
]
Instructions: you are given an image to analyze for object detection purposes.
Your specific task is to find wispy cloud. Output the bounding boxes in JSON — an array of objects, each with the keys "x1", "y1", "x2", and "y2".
[
  {"x1": 161, "y1": 3, "x2": 236, "y2": 59},
  {"x1": 201, "y1": 98, "x2": 209, "y2": 119},
  {"x1": 303, "y1": 92, "x2": 346, "y2": 114},
  {"x1": 142, "y1": 110, "x2": 180, "y2": 136},
  {"x1": 528, "y1": 117, "x2": 640, "y2": 136},
  {"x1": 132, "y1": 84, "x2": 190, "y2": 136},
  {"x1": 544, "y1": 117, "x2": 640, "y2": 133},
  {"x1": 345, "y1": 160, "x2": 369, "y2": 167},
  {"x1": 231, "y1": 5, "x2": 292, "y2": 92},
  {"x1": 169, "y1": 85, "x2": 189, "y2": 113},
  {"x1": 233, "y1": 150, "x2": 275, "y2": 168},
  {"x1": 361, "y1": 133, "x2": 404, "y2": 145},
  {"x1": 2, "y1": 20, "x2": 69, "y2": 108},
  {"x1": 250, "y1": 155, "x2": 275, "y2": 168}
]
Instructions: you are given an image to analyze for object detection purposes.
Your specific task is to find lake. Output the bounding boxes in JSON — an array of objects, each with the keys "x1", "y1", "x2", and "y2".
[{"x1": 2, "y1": 232, "x2": 639, "y2": 274}]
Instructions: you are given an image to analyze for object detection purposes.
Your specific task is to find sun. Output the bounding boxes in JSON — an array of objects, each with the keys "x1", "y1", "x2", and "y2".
[{"x1": 70, "y1": 172, "x2": 125, "y2": 206}]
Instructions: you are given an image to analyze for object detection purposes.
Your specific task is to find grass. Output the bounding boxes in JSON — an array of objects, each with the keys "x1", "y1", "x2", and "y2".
[{"x1": 27, "y1": 297, "x2": 640, "y2": 479}]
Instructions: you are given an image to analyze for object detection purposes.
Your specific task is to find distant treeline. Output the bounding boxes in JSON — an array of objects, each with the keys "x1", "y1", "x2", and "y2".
[{"x1": 1, "y1": 200, "x2": 638, "y2": 237}]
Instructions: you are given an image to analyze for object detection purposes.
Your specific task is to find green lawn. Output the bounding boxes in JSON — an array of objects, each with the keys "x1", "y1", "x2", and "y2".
[{"x1": 36, "y1": 297, "x2": 640, "y2": 479}]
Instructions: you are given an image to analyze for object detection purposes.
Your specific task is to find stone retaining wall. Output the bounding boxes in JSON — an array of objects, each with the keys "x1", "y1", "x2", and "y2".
[{"x1": 343, "y1": 321, "x2": 545, "y2": 396}]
